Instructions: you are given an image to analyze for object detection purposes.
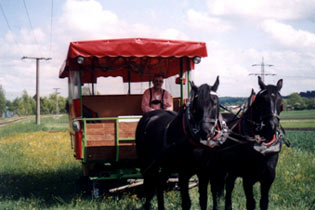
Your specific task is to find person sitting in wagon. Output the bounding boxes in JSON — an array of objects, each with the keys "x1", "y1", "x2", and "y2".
[{"x1": 141, "y1": 74, "x2": 173, "y2": 114}]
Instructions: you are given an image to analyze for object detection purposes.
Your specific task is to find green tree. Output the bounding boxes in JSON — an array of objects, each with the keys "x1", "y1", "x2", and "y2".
[
  {"x1": 286, "y1": 93, "x2": 306, "y2": 110},
  {"x1": 58, "y1": 96, "x2": 67, "y2": 113},
  {"x1": 47, "y1": 94, "x2": 67, "y2": 114},
  {"x1": 40, "y1": 97, "x2": 50, "y2": 114},
  {"x1": 15, "y1": 90, "x2": 35, "y2": 115},
  {"x1": 9, "y1": 98, "x2": 20, "y2": 113},
  {"x1": 304, "y1": 98, "x2": 315, "y2": 109},
  {"x1": 0, "y1": 85, "x2": 6, "y2": 117}
]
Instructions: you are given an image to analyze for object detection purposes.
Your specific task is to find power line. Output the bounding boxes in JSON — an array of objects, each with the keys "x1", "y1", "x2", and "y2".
[
  {"x1": 0, "y1": 1, "x2": 24, "y2": 56},
  {"x1": 249, "y1": 57, "x2": 276, "y2": 82},
  {"x1": 49, "y1": 0, "x2": 54, "y2": 53},
  {"x1": 22, "y1": 0, "x2": 42, "y2": 55}
]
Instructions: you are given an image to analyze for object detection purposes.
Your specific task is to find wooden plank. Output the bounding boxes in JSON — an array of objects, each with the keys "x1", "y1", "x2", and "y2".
[
  {"x1": 84, "y1": 121, "x2": 138, "y2": 160},
  {"x1": 82, "y1": 95, "x2": 143, "y2": 117},
  {"x1": 86, "y1": 140, "x2": 135, "y2": 147},
  {"x1": 86, "y1": 122, "x2": 115, "y2": 146},
  {"x1": 86, "y1": 145, "x2": 137, "y2": 161},
  {"x1": 119, "y1": 122, "x2": 138, "y2": 138},
  {"x1": 86, "y1": 139, "x2": 115, "y2": 146},
  {"x1": 85, "y1": 121, "x2": 138, "y2": 146}
]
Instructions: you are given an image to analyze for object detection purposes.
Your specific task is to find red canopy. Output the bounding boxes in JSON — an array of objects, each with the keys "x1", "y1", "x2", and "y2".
[{"x1": 59, "y1": 38, "x2": 207, "y2": 83}]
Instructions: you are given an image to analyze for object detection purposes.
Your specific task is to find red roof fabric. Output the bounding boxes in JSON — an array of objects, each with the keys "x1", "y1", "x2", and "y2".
[{"x1": 59, "y1": 38, "x2": 207, "y2": 82}]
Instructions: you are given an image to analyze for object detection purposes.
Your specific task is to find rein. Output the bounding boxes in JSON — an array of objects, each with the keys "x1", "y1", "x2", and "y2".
[{"x1": 219, "y1": 89, "x2": 289, "y2": 148}]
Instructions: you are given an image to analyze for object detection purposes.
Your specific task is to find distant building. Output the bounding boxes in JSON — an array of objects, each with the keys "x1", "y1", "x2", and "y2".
[
  {"x1": 286, "y1": 105, "x2": 294, "y2": 110},
  {"x1": 2, "y1": 106, "x2": 15, "y2": 118}
]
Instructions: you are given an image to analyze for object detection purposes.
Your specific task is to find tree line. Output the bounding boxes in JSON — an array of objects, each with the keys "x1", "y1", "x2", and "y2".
[
  {"x1": 0, "y1": 85, "x2": 67, "y2": 117},
  {"x1": 1, "y1": 84, "x2": 315, "y2": 117},
  {"x1": 219, "y1": 93, "x2": 315, "y2": 110}
]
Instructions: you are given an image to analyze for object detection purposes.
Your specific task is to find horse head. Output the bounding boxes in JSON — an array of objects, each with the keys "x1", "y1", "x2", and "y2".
[
  {"x1": 184, "y1": 76, "x2": 220, "y2": 144},
  {"x1": 249, "y1": 76, "x2": 283, "y2": 146}
]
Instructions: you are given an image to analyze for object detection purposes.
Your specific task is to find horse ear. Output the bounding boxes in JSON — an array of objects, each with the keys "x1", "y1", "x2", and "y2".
[
  {"x1": 211, "y1": 76, "x2": 219, "y2": 92},
  {"x1": 248, "y1": 89, "x2": 256, "y2": 106},
  {"x1": 258, "y1": 76, "x2": 266, "y2": 90},
  {"x1": 276, "y1": 79, "x2": 283, "y2": 91},
  {"x1": 190, "y1": 81, "x2": 198, "y2": 99},
  {"x1": 190, "y1": 81, "x2": 198, "y2": 91}
]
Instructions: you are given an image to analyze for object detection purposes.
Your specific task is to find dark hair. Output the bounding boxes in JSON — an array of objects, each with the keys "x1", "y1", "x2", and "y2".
[{"x1": 153, "y1": 74, "x2": 164, "y2": 80}]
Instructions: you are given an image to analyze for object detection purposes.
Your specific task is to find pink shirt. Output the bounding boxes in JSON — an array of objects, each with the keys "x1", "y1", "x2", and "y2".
[{"x1": 141, "y1": 88, "x2": 173, "y2": 113}]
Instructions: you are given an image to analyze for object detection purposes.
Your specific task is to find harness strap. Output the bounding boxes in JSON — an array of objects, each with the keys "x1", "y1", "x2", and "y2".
[
  {"x1": 149, "y1": 88, "x2": 165, "y2": 109},
  {"x1": 149, "y1": 88, "x2": 152, "y2": 107},
  {"x1": 161, "y1": 89, "x2": 165, "y2": 109}
]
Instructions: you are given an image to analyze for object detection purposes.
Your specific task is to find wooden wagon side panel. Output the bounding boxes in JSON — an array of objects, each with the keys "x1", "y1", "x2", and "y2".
[{"x1": 85, "y1": 121, "x2": 138, "y2": 161}]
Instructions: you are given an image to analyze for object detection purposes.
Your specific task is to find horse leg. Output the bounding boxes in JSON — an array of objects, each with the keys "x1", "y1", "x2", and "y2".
[
  {"x1": 260, "y1": 181, "x2": 273, "y2": 210},
  {"x1": 225, "y1": 175, "x2": 237, "y2": 210},
  {"x1": 178, "y1": 171, "x2": 193, "y2": 210},
  {"x1": 143, "y1": 176, "x2": 155, "y2": 210},
  {"x1": 242, "y1": 179, "x2": 256, "y2": 210},
  {"x1": 156, "y1": 170, "x2": 169, "y2": 210},
  {"x1": 210, "y1": 177, "x2": 222, "y2": 210},
  {"x1": 198, "y1": 172, "x2": 209, "y2": 210},
  {"x1": 156, "y1": 184, "x2": 165, "y2": 210}
]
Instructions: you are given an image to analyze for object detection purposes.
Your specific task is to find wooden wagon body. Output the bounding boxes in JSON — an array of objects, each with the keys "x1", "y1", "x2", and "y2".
[{"x1": 59, "y1": 38, "x2": 207, "y2": 181}]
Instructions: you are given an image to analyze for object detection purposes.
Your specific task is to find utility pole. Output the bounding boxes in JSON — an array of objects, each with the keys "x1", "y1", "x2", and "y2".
[
  {"x1": 249, "y1": 57, "x2": 275, "y2": 82},
  {"x1": 53, "y1": 88, "x2": 60, "y2": 115},
  {"x1": 21, "y1": 56, "x2": 52, "y2": 125}
]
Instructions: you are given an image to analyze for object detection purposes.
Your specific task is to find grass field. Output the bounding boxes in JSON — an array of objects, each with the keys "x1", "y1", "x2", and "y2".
[
  {"x1": 280, "y1": 109, "x2": 315, "y2": 119},
  {"x1": 0, "y1": 115, "x2": 68, "y2": 139},
  {"x1": 0, "y1": 113, "x2": 314, "y2": 209},
  {"x1": 281, "y1": 109, "x2": 315, "y2": 130}
]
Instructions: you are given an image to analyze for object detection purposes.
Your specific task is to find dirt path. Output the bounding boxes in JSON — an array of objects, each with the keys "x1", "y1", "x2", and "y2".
[{"x1": 0, "y1": 116, "x2": 31, "y2": 127}]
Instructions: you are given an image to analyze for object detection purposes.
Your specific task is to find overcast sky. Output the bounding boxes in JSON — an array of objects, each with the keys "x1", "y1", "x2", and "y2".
[{"x1": 0, "y1": 0, "x2": 315, "y2": 100}]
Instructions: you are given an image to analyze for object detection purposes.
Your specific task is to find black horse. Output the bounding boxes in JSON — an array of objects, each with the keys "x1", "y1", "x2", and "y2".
[
  {"x1": 136, "y1": 77, "x2": 220, "y2": 210},
  {"x1": 198, "y1": 76, "x2": 284, "y2": 210}
]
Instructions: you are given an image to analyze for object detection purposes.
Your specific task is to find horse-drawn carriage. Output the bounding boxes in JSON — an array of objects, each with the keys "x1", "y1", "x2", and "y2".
[{"x1": 59, "y1": 38, "x2": 207, "y2": 191}]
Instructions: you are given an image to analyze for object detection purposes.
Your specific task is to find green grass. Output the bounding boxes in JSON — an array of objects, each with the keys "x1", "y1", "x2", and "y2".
[
  {"x1": 280, "y1": 110, "x2": 315, "y2": 129},
  {"x1": 0, "y1": 130, "x2": 313, "y2": 209},
  {"x1": 280, "y1": 109, "x2": 315, "y2": 119},
  {"x1": 281, "y1": 119, "x2": 315, "y2": 129},
  {"x1": 0, "y1": 113, "x2": 314, "y2": 209},
  {"x1": 0, "y1": 115, "x2": 68, "y2": 139}
]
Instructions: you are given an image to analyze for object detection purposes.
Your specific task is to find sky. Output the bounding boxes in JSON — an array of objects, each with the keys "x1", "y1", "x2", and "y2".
[{"x1": 0, "y1": 0, "x2": 315, "y2": 100}]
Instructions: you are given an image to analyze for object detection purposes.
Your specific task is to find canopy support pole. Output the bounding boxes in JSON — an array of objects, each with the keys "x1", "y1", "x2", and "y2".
[
  {"x1": 186, "y1": 58, "x2": 191, "y2": 98},
  {"x1": 128, "y1": 71, "x2": 131, "y2": 95},
  {"x1": 91, "y1": 57, "x2": 96, "y2": 95},
  {"x1": 180, "y1": 58, "x2": 184, "y2": 105}
]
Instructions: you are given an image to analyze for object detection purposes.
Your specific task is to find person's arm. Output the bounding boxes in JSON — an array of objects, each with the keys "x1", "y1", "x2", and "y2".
[
  {"x1": 141, "y1": 89, "x2": 154, "y2": 113},
  {"x1": 163, "y1": 90, "x2": 173, "y2": 111}
]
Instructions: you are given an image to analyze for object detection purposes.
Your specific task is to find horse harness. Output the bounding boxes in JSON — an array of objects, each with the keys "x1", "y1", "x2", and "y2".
[
  {"x1": 182, "y1": 91, "x2": 229, "y2": 148},
  {"x1": 218, "y1": 89, "x2": 290, "y2": 154}
]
